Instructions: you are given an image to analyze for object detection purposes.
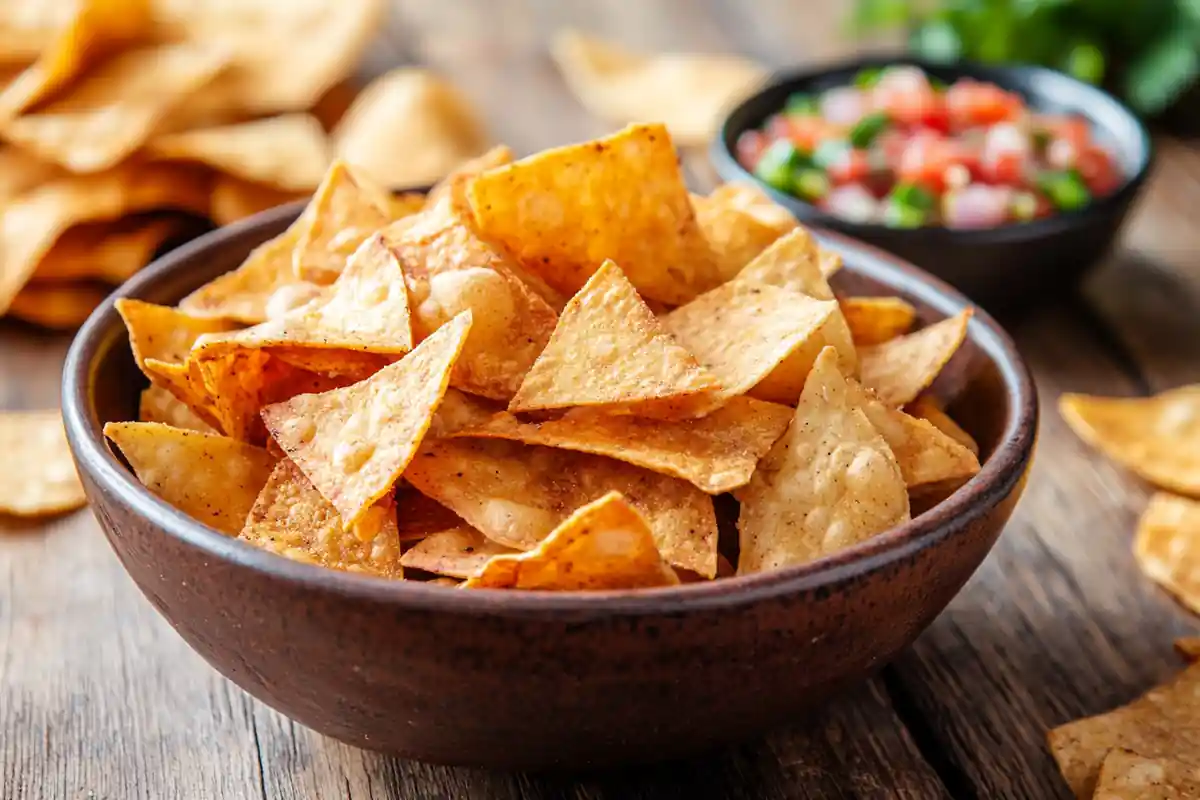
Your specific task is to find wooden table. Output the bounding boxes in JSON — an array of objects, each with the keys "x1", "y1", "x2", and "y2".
[{"x1": 4, "y1": 3, "x2": 1199, "y2": 798}]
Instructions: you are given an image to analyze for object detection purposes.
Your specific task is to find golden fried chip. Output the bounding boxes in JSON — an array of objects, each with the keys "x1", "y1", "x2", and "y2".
[
  {"x1": 0, "y1": 164, "x2": 211, "y2": 312},
  {"x1": 310, "y1": 78, "x2": 359, "y2": 132},
  {"x1": 395, "y1": 488, "x2": 468, "y2": 541},
  {"x1": 457, "y1": 396, "x2": 792, "y2": 494},
  {"x1": 404, "y1": 438, "x2": 718, "y2": 577},
  {"x1": 509, "y1": 261, "x2": 720, "y2": 418},
  {"x1": 1092, "y1": 748, "x2": 1200, "y2": 800},
  {"x1": 423, "y1": 144, "x2": 512, "y2": 208},
  {"x1": 117, "y1": 298, "x2": 236, "y2": 372},
  {"x1": 399, "y1": 525, "x2": 515, "y2": 579},
  {"x1": 0, "y1": 147, "x2": 65, "y2": 204},
  {"x1": 550, "y1": 30, "x2": 764, "y2": 146},
  {"x1": 7, "y1": 280, "x2": 107, "y2": 328},
  {"x1": 428, "y1": 388, "x2": 500, "y2": 438},
  {"x1": 737, "y1": 348, "x2": 910, "y2": 574},
  {"x1": 859, "y1": 310, "x2": 972, "y2": 407},
  {"x1": 210, "y1": 174, "x2": 307, "y2": 226},
  {"x1": 261, "y1": 312, "x2": 470, "y2": 528},
  {"x1": 2, "y1": 42, "x2": 229, "y2": 173},
  {"x1": 148, "y1": 114, "x2": 331, "y2": 191},
  {"x1": 104, "y1": 421, "x2": 275, "y2": 534},
  {"x1": 0, "y1": 410, "x2": 86, "y2": 516},
  {"x1": 0, "y1": 0, "x2": 148, "y2": 118},
  {"x1": 1176, "y1": 638, "x2": 1200, "y2": 661},
  {"x1": 908, "y1": 395, "x2": 980, "y2": 457},
  {"x1": 819, "y1": 246, "x2": 842, "y2": 278},
  {"x1": 239, "y1": 459, "x2": 403, "y2": 577},
  {"x1": 1048, "y1": 662, "x2": 1200, "y2": 798},
  {"x1": 840, "y1": 296, "x2": 917, "y2": 346},
  {"x1": 35, "y1": 217, "x2": 179, "y2": 284},
  {"x1": 663, "y1": 280, "x2": 840, "y2": 405},
  {"x1": 291, "y1": 160, "x2": 391, "y2": 283},
  {"x1": 1061, "y1": 386, "x2": 1200, "y2": 497},
  {"x1": 0, "y1": 4, "x2": 74, "y2": 65},
  {"x1": 692, "y1": 184, "x2": 796, "y2": 283},
  {"x1": 467, "y1": 123, "x2": 719, "y2": 305},
  {"x1": 138, "y1": 384, "x2": 213, "y2": 433},
  {"x1": 735, "y1": 227, "x2": 831, "y2": 298},
  {"x1": 333, "y1": 67, "x2": 487, "y2": 189},
  {"x1": 1134, "y1": 492, "x2": 1200, "y2": 615},
  {"x1": 464, "y1": 492, "x2": 680, "y2": 590},
  {"x1": 389, "y1": 192, "x2": 426, "y2": 220}
]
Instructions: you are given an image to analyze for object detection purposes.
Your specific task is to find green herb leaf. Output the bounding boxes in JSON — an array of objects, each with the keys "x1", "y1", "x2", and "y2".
[
  {"x1": 909, "y1": 19, "x2": 963, "y2": 62},
  {"x1": 852, "y1": 0, "x2": 914, "y2": 31},
  {"x1": 1124, "y1": 28, "x2": 1200, "y2": 114}
]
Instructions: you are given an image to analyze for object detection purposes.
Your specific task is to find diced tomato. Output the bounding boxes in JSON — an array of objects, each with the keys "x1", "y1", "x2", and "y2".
[
  {"x1": 874, "y1": 82, "x2": 948, "y2": 131},
  {"x1": 945, "y1": 80, "x2": 1022, "y2": 129},
  {"x1": 1076, "y1": 146, "x2": 1122, "y2": 196},
  {"x1": 736, "y1": 130, "x2": 768, "y2": 171},
  {"x1": 979, "y1": 123, "x2": 1031, "y2": 186},
  {"x1": 1037, "y1": 115, "x2": 1090, "y2": 155},
  {"x1": 897, "y1": 133, "x2": 959, "y2": 193},
  {"x1": 827, "y1": 147, "x2": 871, "y2": 184},
  {"x1": 783, "y1": 115, "x2": 843, "y2": 152}
]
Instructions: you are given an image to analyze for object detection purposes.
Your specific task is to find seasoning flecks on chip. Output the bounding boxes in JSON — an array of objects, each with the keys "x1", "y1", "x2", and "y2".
[
  {"x1": 1134, "y1": 492, "x2": 1200, "y2": 615},
  {"x1": 840, "y1": 296, "x2": 917, "y2": 346},
  {"x1": 859, "y1": 309, "x2": 972, "y2": 407},
  {"x1": 400, "y1": 525, "x2": 516, "y2": 580},
  {"x1": 291, "y1": 159, "x2": 393, "y2": 284},
  {"x1": 0, "y1": 411, "x2": 87, "y2": 517}
]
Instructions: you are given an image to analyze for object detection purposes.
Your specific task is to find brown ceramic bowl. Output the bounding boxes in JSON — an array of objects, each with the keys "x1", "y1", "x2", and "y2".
[{"x1": 63, "y1": 202, "x2": 1037, "y2": 770}]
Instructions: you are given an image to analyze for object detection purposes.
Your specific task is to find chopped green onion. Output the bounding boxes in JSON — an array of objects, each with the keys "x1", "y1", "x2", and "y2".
[
  {"x1": 929, "y1": 75, "x2": 949, "y2": 92},
  {"x1": 889, "y1": 182, "x2": 935, "y2": 211},
  {"x1": 849, "y1": 111, "x2": 890, "y2": 149},
  {"x1": 883, "y1": 200, "x2": 926, "y2": 228},
  {"x1": 1011, "y1": 191, "x2": 1038, "y2": 222},
  {"x1": 1037, "y1": 169, "x2": 1091, "y2": 212},
  {"x1": 752, "y1": 140, "x2": 804, "y2": 192},
  {"x1": 1031, "y1": 129, "x2": 1052, "y2": 153},
  {"x1": 785, "y1": 92, "x2": 819, "y2": 116},
  {"x1": 792, "y1": 168, "x2": 830, "y2": 202},
  {"x1": 812, "y1": 139, "x2": 851, "y2": 170},
  {"x1": 853, "y1": 67, "x2": 884, "y2": 89}
]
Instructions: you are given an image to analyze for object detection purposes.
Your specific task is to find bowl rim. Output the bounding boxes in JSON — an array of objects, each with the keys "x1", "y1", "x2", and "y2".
[
  {"x1": 711, "y1": 55, "x2": 1156, "y2": 243},
  {"x1": 63, "y1": 202, "x2": 1037, "y2": 619}
]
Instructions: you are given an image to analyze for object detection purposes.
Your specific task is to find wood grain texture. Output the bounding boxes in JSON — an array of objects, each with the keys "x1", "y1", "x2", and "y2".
[{"x1": 2, "y1": 1, "x2": 1198, "y2": 798}]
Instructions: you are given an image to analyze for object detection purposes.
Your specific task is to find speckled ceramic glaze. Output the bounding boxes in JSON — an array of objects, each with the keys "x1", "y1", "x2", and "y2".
[{"x1": 63, "y1": 204, "x2": 1037, "y2": 769}]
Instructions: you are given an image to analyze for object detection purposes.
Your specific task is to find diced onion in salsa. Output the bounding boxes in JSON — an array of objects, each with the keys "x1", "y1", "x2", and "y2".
[{"x1": 737, "y1": 65, "x2": 1122, "y2": 228}]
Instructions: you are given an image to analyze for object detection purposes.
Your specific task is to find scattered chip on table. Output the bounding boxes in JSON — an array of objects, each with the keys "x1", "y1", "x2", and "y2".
[
  {"x1": 1091, "y1": 748, "x2": 1200, "y2": 800},
  {"x1": 34, "y1": 217, "x2": 181, "y2": 284},
  {"x1": 1134, "y1": 492, "x2": 1200, "y2": 615},
  {"x1": 1176, "y1": 638, "x2": 1200, "y2": 661},
  {"x1": 0, "y1": 410, "x2": 86, "y2": 517},
  {"x1": 8, "y1": 281, "x2": 109, "y2": 329},
  {"x1": 840, "y1": 296, "x2": 917, "y2": 346},
  {"x1": 400, "y1": 525, "x2": 515, "y2": 580},
  {"x1": 859, "y1": 310, "x2": 973, "y2": 407}
]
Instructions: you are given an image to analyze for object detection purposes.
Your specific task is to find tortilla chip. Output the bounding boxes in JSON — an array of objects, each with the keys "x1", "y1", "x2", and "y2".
[
  {"x1": 0, "y1": 164, "x2": 211, "y2": 312},
  {"x1": 859, "y1": 310, "x2": 972, "y2": 407},
  {"x1": 692, "y1": 184, "x2": 796, "y2": 283},
  {"x1": 400, "y1": 525, "x2": 516, "y2": 579},
  {"x1": 291, "y1": 160, "x2": 391, "y2": 283},
  {"x1": 735, "y1": 226, "x2": 832, "y2": 299},
  {"x1": 117, "y1": 298, "x2": 236, "y2": 372},
  {"x1": 1060, "y1": 386, "x2": 1200, "y2": 497},
  {"x1": 310, "y1": 78, "x2": 359, "y2": 132},
  {"x1": 148, "y1": 114, "x2": 331, "y2": 191},
  {"x1": 0, "y1": 410, "x2": 86, "y2": 516},
  {"x1": 2, "y1": 42, "x2": 229, "y2": 173},
  {"x1": 1176, "y1": 638, "x2": 1200, "y2": 661},
  {"x1": 0, "y1": 4, "x2": 73, "y2": 65},
  {"x1": 1092, "y1": 748, "x2": 1200, "y2": 800},
  {"x1": 662, "y1": 280, "x2": 840, "y2": 404},
  {"x1": 840, "y1": 296, "x2": 917, "y2": 346},
  {"x1": 0, "y1": 147, "x2": 65, "y2": 204},
  {"x1": 210, "y1": 174, "x2": 307, "y2": 226},
  {"x1": 389, "y1": 192, "x2": 426, "y2": 220},
  {"x1": 424, "y1": 144, "x2": 512, "y2": 208},
  {"x1": 261, "y1": 311, "x2": 470, "y2": 528},
  {"x1": 819, "y1": 247, "x2": 842, "y2": 278},
  {"x1": 908, "y1": 395, "x2": 980, "y2": 457},
  {"x1": 383, "y1": 186, "x2": 558, "y2": 400},
  {"x1": 138, "y1": 384, "x2": 214, "y2": 433},
  {"x1": 0, "y1": 0, "x2": 149, "y2": 118},
  {"x1": 7, "y1": 280, "x2": 108, "y2": 328},
  {"x1": 239, "y1": 459, "x2": 403, "y2": 577},
  {"x1": 34, "y1": 217, "x2": 180, "y2": 284},
  {"x1": 1047, "y1": 662, "x2": 1200, "y2": 798},
  {"x1": 466, "y1": 123, "x2": 719, "y2": 305},
  {"x1": 394, "y1": 488, "x2": 467, "y2": 541},
  {"x1": 1134, "y1": 492, "x2": 1200, "y2": 615},
  {"x1": 464, "y1": 491, "x2": 680, "y2": 590},
  {"x1": 404, "y1": 438, "x2": 718, "y2": 577},
  {"x1": 332, "y1": 67, "x2": 487, "y2": 189},
  {"x1": 509, "y1": 260, "x2": 721, "y2": 418},
  {"x1": 457, "y1": 396, "x2": 792, "y2": 494},
  {"x1": 428, "y1": 388, "x2": 500, "y2": 437},
  {"x1": 550, "y1": 29, "x2": 764, "y2": 146},
  {"x1": 737, "y1": 348, "x2": 910, "y2": 574},
  {"x1": 104, "y1": 421, "x2": 275, "y2": 534}
]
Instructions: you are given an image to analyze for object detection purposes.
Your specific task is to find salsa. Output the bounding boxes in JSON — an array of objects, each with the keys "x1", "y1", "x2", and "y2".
[{"x1": 735, "y1": 66, "x2": 1123, "y2": 229}]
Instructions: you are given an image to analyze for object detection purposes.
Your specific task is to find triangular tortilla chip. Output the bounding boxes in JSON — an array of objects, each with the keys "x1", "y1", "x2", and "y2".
[
  {"x1": 148, "y1": 113, "x2": 332, "y2": 191},
  {"x1": 1048, "y1": 662, "x2": 1200, "y2": 798},
  {"x1": 509, "y1": 260, "x2": 721, "y2": 418},
  {"x1": 840, "y1": 296, "x2": 917, "y2": 346},
  {"x1": 333, "y1": 67, "x2": 488, "y2": 188},
  {"x1": 466, "y1": 123, "x2": 719, "y2": 305},
  {"x1": 117, "y1": 298, "x2": 238, "y2": 370},
  {"x1": 737, "y1": 348, "x2": 910, "y2": 573},
  {"x1": 1134, "y1": 492, "x2": 1200, "y2": 615},
  {"x1": 0, "y1": 147, "x2": 65, "y2": 205},
  {"x1": 424, "y1": 144, "x2": 512, "y2": 209},
  {"x1": 291, "y1": 159, "x2": 392, "y2": 283},
  {"x1": 8, "y1": 281, "x2": 108, "y2": 329},
  {"x1": 464, "y1": 491, "x2": 680, "y2": 590},
  {"x1": 239, "y1": 459, "x2": 404, "y2": 577},
  {"x1": 550, "y1": 30, "x2": 764, "y2": 146},
  {"x1": 1060, "y1": 385, "x2": 1200, "y2": 497},
  {"x1": 35, "y1": 217, "x2": 180, "y2": 284},
  {"x1": 692, "y1": 183, "x2": 797, "y2": 283},
  {"x1": 395, "y1": 488, "x2": 470, "y2": 542},
  {"x1": 428, "y1": 388, "x2": 501, "y2": 437},
  {"x1": 908, "y1": 395, "x2": 980, "y2": 457},
  {"x1": 662, "y1": 280, "x2": 840, "y2": 404},
  {"x1": 404, "y1": 438, "x2": 718, "y2": 577},
  {"x1": 104, "y1": 421, "x2": 276, "y2": 534},
  {"x1": 2, "y1": 42, "x2": 229, "y2": 173},
  {"x1": 261, "y1": 312, "x2": 471, "y2": 528},
  {"x1": 456, "y1": 395, "x2": 792, "y2": 494},
  {"x1": 139, "y1": 384, "x2": 214, "y2": 433},
  {"x1": 0, "y1": 410, "x2": 86, "y2": 516},
  {"x1": 735, "y1": 227, "x2": 832, "y2": 299},
  {"x1": 1177, "y1": 638, "x2": 1200, "y2": 661},
  {"x1": 859, "y1": 310, "x2": 972, "y2": 407},
  {"x1": 209, "y1": 174, "x2": 308, "y2": 226},
  {"x1": 1091, "y1": 748, "x2": 1200, "y2": 800},
  {"x1": 400, "y1": 525, "x2": 516, "y2": 579}
]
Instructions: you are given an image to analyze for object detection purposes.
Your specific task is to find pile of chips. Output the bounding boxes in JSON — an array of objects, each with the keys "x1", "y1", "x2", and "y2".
[
  {"x1": 103, "y1": 122, "x2": 982, "y2": 589},
  {"x1": 0, "y1": 0, "x2": 489, "y2": 329}
]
